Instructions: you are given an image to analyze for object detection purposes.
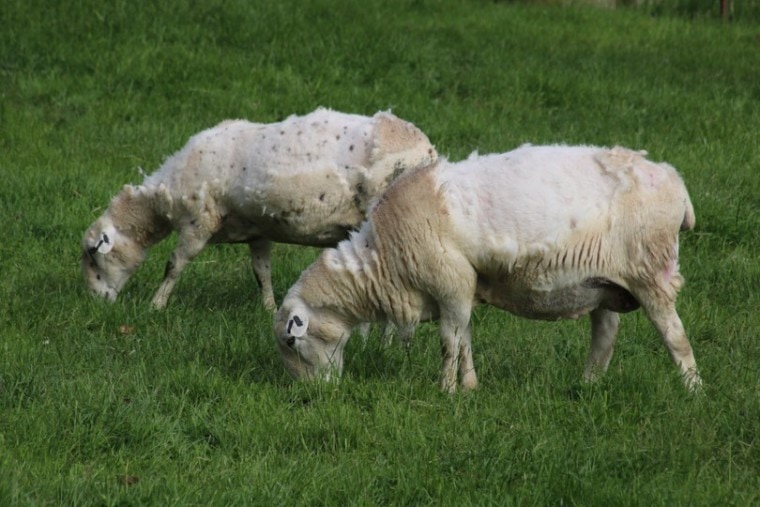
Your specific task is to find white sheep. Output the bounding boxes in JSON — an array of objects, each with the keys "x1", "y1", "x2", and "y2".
[
  {"x1": 82, "y1": 108, "x2": 437, "y2": 309},
  {"x1": 275, "y1": 144, "x2": 701, "y2": 392}
]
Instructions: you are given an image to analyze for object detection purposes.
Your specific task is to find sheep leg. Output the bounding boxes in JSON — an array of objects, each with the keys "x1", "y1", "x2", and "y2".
[
  {"x1": 438, "y1": 317, "x2": 461, "y2": 393},
  {"x1": 151, "y1": 231, "x2": 208, "y2": 309},
  {"x1": 248, "y1": 239, "x2": 275, "y2": 311},
  {"x1": 583, "y1": 308, "x2": 620, "y2": 383},
  {"x1": 379, "y1": 321, "x2": 395, "y2": 347},
  {"x1": 397, "y1": 324, "x2": 414, "y2": 350},
  {"x1": 458, "y1": 322, "x2": 478, "y2": 391},
  {"x1": 438, "y1": 302, "x2": 474, "y2": 393},
  {"x1": 357, "y1": 321, "x2": 398, "y2": 347},
  {"x1": 641, "y1": 299, "x2": 701, "y2": 391},
  {"x1": 356, "y1": 322, "x2": 372, "y2": 343}
]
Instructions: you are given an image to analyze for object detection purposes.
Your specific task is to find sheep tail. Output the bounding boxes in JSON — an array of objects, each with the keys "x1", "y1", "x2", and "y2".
[{"x1": 681, "y1": 195, "x2": 696, "y2": 231}]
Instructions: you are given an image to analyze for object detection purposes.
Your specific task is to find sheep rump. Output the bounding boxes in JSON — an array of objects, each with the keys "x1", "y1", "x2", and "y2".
[{"x1": 275, "y1": 144, "x2": 700, "y2": 392}]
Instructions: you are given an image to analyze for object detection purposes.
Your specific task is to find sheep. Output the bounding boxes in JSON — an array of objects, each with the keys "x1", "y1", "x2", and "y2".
[
  {"x1": 82, "y1": 108, "x2": 438, "y2": 310},
  {"x1": 274, "y1": 144, "x2": 701, "y2": 392}
]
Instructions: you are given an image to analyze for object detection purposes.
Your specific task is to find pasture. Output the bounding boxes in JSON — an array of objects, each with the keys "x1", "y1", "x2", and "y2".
[{"x1": 1, "y1": 0, "x2": 759, "y2": 504}]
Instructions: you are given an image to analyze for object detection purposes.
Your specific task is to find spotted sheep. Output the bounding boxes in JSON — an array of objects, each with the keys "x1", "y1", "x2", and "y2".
[
  {"x1": 275, "y1": 144, "x2": 701, "y2": 392},
  {"x1": 82, "y1": 108, "x2": 438, "y2": 309}
]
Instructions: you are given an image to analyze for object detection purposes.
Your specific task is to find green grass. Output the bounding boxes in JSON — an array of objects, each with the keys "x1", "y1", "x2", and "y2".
[{"x1": 2, "y1": 0, "x2": 759, "y2": 504}]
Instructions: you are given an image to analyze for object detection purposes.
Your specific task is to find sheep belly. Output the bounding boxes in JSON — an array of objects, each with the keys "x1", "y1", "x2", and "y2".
[
  {"x1": 209, "y1": 212, "x2": 354, "y2": 246},
  {"x1": 475, "y1": 275, "x2": 639, "y2": 321}
]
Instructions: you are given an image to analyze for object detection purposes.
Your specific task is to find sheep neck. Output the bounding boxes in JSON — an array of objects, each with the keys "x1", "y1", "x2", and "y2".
[
  {"x1": 108, "y1": 187, "x2": 172, "y2": 249},
  {"x1": 300, "y1": 228, "x2": 426, "y2": 329}
]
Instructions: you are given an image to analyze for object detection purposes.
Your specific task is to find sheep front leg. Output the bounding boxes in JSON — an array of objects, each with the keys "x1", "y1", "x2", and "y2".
[
  {"x1": 438, "y1": 302, "x2": 474, "y2": 393},
  {"x1": 151, "y1": 231, "x2": 208, "y2": 309},
  {"x1": 458, "y1": 323, "x2": 478, "y2": 390},
  {"x1": 583, "y1": 309, "x2": 620, "y2": 383},
  {"x1": 438, "y1": 318, "x2": 460, "y2": 393},
  {"x1": 248, "y1": 239, "x2": 276, "y2": 311}
]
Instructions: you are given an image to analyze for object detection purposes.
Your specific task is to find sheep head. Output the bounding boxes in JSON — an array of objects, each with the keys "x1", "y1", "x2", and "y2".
[
  {"x1": 274, "y1": 296, "x2": 351, "y2": 382},
  {"x1": 81, "y1": 214, "x2": 145, "y2": 301}
]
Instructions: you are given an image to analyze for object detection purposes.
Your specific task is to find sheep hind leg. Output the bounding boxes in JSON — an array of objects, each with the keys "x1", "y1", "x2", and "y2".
[
  {"x1": 151, "y1": 231, "x2": 209, "y2": 309},
  {"x1": 249, "y1": 239, "x2": 275, "y2": 311},
  {"x1": 640, "y1": 297, "x2": 701, "y2": 392},
  {"x1": 583, "y1": 308, "x2": 620, "y2": 383}
]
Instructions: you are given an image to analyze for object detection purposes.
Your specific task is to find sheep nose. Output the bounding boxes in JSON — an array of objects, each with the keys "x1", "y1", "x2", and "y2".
[{"x1": 286, "y1": 337, "x2": 295, "y2": 347}]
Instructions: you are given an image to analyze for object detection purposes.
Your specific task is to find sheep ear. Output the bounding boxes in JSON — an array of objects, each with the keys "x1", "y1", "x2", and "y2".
[
  {"x1": 96, "y1": 225, "x2": 117, "y2": 254},
  {"x1": 97, "y1": 233, "x2": 114, "y2": 254},
  {"x1": 286, "y1": 313, "x2": 309, "y2": 338}
]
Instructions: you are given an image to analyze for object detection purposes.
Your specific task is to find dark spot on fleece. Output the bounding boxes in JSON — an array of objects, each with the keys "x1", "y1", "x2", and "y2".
[
  {"x1": 353, "y1": 183, "x2": 366, "y2": 208},
  {"x1": 242, "y1": 166, "x2": 247, "y2": 171},
  {"x1": 349, "y1": 144, "x2": 354, "y2": 152},
  {"x1": 319, "y1": 193, "x2": 326, "y2": 202},
  {"x1": 385, "y1": 165, "x2": 406, "y2": 186}
]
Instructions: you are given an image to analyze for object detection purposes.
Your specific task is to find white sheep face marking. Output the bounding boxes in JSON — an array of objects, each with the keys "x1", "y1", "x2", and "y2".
[{"x1": 275, "y1": 305, "x2": 347, "y2": 382}]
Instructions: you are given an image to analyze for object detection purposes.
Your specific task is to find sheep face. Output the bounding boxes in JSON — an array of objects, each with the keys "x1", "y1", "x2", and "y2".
[
  {"x1": 81, "y1": 217, "x2": 144, "y2": 301},
  {"x1": 274, "y1": 301, "x2": 350, "y2": 382}
]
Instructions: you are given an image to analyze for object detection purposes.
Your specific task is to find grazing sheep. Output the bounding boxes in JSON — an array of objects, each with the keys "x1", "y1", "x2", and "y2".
[
  {"x1": 82, "y1": 108, "x2": 438, "y2": 309},
  {"x1": 275, "y1": 145, "x2": 701, "y2": 392}
]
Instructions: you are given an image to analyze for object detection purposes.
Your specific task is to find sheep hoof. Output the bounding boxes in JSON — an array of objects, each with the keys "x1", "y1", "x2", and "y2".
[
  {"x1": 151, "y1": 297, "x2": 168, "y2": 310},
  {"x1": 461, "y1": 374, "x2": 479, "y2": 391}
]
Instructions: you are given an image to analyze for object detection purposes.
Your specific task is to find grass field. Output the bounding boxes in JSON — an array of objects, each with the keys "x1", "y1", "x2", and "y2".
[{"x1": 2, "y1": 0, "x2": 759, "y2": 504}]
